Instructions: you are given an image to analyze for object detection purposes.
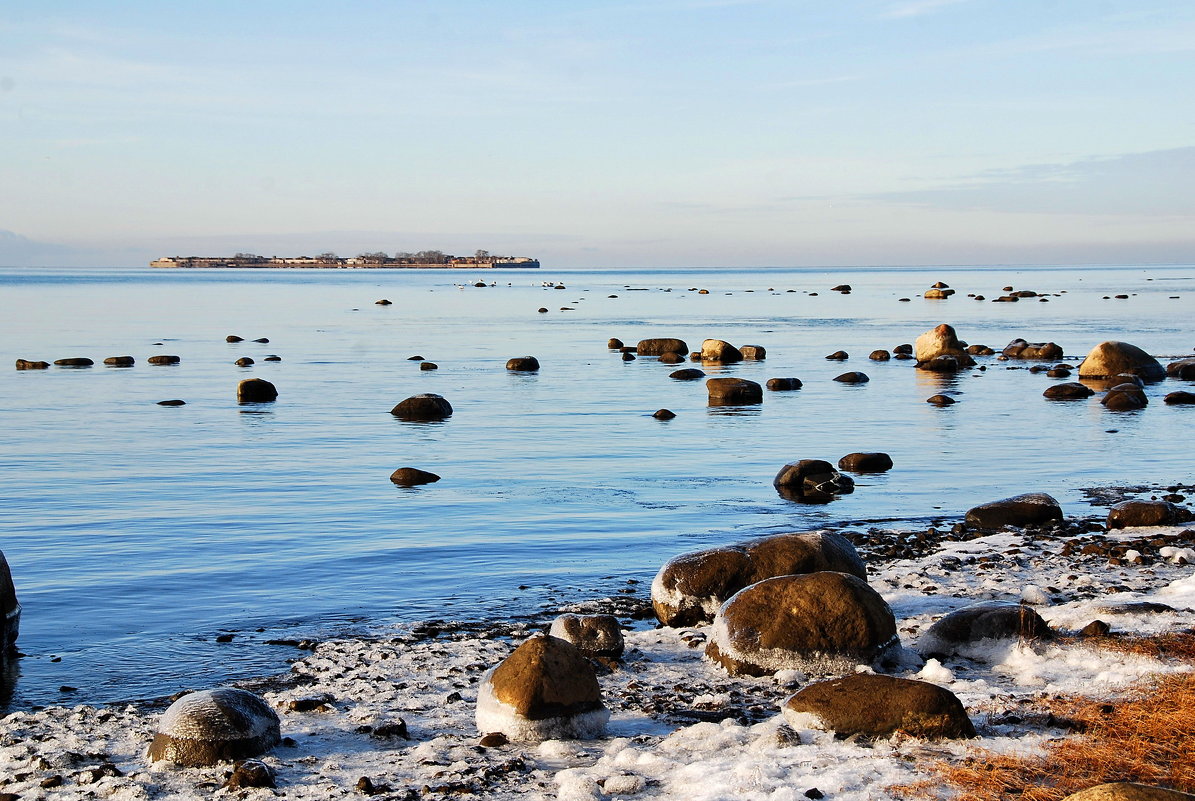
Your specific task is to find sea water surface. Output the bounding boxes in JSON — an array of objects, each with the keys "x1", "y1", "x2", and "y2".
[{"x1": 1, "y1": 264, "x2": 1192, "y2": 710}]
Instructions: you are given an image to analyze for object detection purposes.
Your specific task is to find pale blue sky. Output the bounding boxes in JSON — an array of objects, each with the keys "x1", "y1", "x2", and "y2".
[{"x1": 2, "y1": 0, "x2": 1193, "y2": 267}]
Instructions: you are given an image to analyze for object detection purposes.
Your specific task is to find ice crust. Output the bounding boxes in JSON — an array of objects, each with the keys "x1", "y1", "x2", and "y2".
[{"x1": 2, "y1": 525, "x2": 1194, "y2": 799}]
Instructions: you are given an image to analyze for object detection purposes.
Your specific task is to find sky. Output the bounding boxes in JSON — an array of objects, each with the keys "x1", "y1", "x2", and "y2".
[{"x1": 1, "y1": 0, "x2": 1193, "y2": 268}]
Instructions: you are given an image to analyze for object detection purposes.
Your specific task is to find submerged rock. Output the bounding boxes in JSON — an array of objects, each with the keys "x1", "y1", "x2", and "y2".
[
  {"x1": 147, "y1": 688, "x2": 281, "y2": 766},
  {"x1": 837, "y1": 452, "x2": 893, "y2": 473},
  {"x1": 391, "y1": 393, "x2": 452, "y2": 421},
  {"x1": 740, "y1": 345, "x2": 766, "y2": 360},
  {"x1": 783, "y1": 674, "x2": 974, "y2": 740},
  {"x1": 147, "y1": 355, "x2": 181, "y2": 365},
  {"x1": 475, "y1": 635, "x2": 609, "y2": 742},
  {"x1": 669, "y1": 368, "x2": 706, "y2": 381},
  {"x1": 389, "y1": 467, "x2": 441, "y2": 486},
  {"x1": 1044, "y1": 382, "x2": 1095, "y2": 400},
  {"x1": 1102, "y1": 383, "x2": 1148, "y2": 410},
  {"x1": 706, "y1": 377, "x2": 762, "y2": 405},
  {"x1": 833, "y1": 371, "x2": 869, "y2": 383},
  {"x1": 237, "y1": 378, "x2": 278, "y2": 403},
  {"x1": 706, "y1": 572, "x2": 899, "y2": 677},
  {"x1": 54, "y1": 357, "x2": 94, "y2": 367},
  {"x1": 506, "y1": 356, "x2": 540, "y2": 371},
  {"x1": 766, "y1": 377, "x2": 803, "y2": 391}
]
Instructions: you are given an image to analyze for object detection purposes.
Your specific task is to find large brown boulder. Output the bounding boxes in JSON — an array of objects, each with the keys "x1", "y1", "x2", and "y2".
[
  {"x1": 637, "y1": 338, "x2": 689, "y2": 357},
  {"x1": 1165, "y1": 391, "x2": 1195, "y2": 405},
  {"x1": 475, "y1": 635, "x2": 608, "y2": 742},
  {"x1": 1107, "y1": 500, "x2": 1188, "y2": 529},
  {"x1": 706, "y1": 572, "x2": 898, "y2": 676},
  {"x1": 236, "y1": 378, "x2": 278, "y2": 403},
  {"x1": 1, "y1": 550, "x2": 19, "y2": 657},
  {"x1": 1166, "y1": 358, "x2": 1195, "y2": 380},
  {"x1": 701, "y1": 339, "x2": 743, "y2": 363},
  {"x1": 964, "y1": 492, "x2": 1062, "y2": 530},
  {"x1": 773, "y1": 459, "x2": 854, "y2": 503},
  {"x1": 548, "y1": 614, "x2": 624, "y2": 659},
  {"x1": 1061, "y1": 784, "x2": 1195, "y2": 801},
  {"x1": 1078, "y1": 341, "x2": 1165, "y2": 382},
  {"x1": 651, "y1": 531, "x2": 866, "y2": 626},
  {"x1": 147, "y1": 688, "x2": 281, "y2": 766},
  {"x1": 782, "y1": 674, "x2": 975, "y2": 740},
  {"x1": 919, "y1": 601, "x2": 1052, "y2": 657},
  {"x1": 914, "y1": 324, "x2": 975, "y2": 369},
  {"x1": 706, "y1": 377, "x2": 762, "y2": 405},
  {"x1": 391, "y1": 393, "x2": 452, "y2": 421}
]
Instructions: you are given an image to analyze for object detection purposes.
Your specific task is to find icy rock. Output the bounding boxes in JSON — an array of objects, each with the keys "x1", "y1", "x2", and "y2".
[
  {"x1": 651, "y1": 531, "x2": 866, "y2": 627},
  {"x1": 918, "y1": 601, "x2": 1053, "y2": 658},
  {"x1": 782, "y1": 674, "x2": 975, "y2": 740},
  {"x1": 146, "y1": 688, "x2": 281, "y2": 766},
  {"x1": 549, "y1": 614, "x2": 624, "y2": 659},
  {"x1": 475, "y1": 634, "x2": 609, "y2": 742},
  {"x1": 706, "y1": 572, "x2": 899, "y2": 677}
]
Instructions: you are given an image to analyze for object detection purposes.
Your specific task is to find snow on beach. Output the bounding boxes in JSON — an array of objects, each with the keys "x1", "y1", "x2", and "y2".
[{"x1": 2, "y1": 521, "x2": 1194, "y2": 800}]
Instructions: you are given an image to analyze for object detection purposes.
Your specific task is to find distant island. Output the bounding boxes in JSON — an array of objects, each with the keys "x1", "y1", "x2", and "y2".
[{"x1": 150, "y1": 250, "x2": 539, "y2": 269}]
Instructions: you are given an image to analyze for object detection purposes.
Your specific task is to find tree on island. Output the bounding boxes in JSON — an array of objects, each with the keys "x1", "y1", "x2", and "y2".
[
  {"x1": 475, "y1": 249, "x2": 490, "y2": 260},
  {"x1": 317, "y1": 251, "x2": 338, "y2": 261}
]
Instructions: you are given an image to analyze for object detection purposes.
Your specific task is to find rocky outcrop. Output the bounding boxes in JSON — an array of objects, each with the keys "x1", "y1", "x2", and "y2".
[
  {"x1": 651, "y1": 531, "x2": 866, "y2": 627},
  {"x1": 475, "y1": 635, "x2": 608, "y2": 742},
  {"x1": 147, "y1": 688, "x2": 281, "y2": 766},
  {"x1": 919, "y1": 601, "x2": 1052, "y2": 657},
  {"x1": 1, "y1": 550, "x2": 19, "y2": 657},
  {"x1": 783, "y1": 674, "x2": 974, "y2": 739},
  {"x1": 773, "y1": 459, "x2": 855, "y2": 503},
  {"x1": 766, "y1": 377, "x2": 803, "y2": 391},
  {"x1": 914, "y1": 324, "x2": 975, "y2": 370},
  {"x1": 391, "y1": 393, "x2": 452, "y2": 421},
  {"x1": 1003, "y1": 339, "x2": 1063, "y2": 360},
  {"x1": 1078, "y1": 341, "x2": 1165, "y2": 382},
  {"x1": 706, "y1": 377, "x2": 762, "y2": 405},
  {"x1": 701, "y1": 339, "x2": 743, "y2": 363},
  {"x1": 964, "y1": 492, "x2": 1062, "y2": 530},
  {"x1": 389, "y1": 467, "x2": 441, "y2": 486},
  {"x1": 1102, "y1": 383, "x2": 1148, "y2": 410},
  {"x1": 1044, "y1": 382, "x2": 1095, "y2": 400},
  {"x1": 548, "y1": 614, "x2": 624, "y2": 659},
  {"x1": 837, "y1": 452, "x2": 893, "y2": 473},
  {"x1": 506, "y1": 356, "x2": 540, "y2": 371},
  {"x1": 1107, "y1": 500, "x2": 1188, "y2": 529},
  {"x1": 637, "y1": 338, "x2": 689, "y2": 357},
  {"x1": 237, "y1": 378, "x2": 278, "y2": 403},
  {"x1": 706, "y1": 572, "x2": 899, "y2": 677}
]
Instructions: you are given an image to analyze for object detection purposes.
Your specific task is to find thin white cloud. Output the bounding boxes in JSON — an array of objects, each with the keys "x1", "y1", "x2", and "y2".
[{"x1": 881, "y1": 0, "x2": 971, "y2": 20}]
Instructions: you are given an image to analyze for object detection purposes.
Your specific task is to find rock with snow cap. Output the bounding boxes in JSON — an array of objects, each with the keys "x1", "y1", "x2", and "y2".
[
  {"x1": 706, "y1": 572, "x2": 899, "y2": 677},
  {"x1": 651, "y1": 531, "x2": 866, "y2": 627},
  {"x1": 147, "y1": 687, "x2": 281, "y2": 766},
  {"x1": 475, "y1": 635, "x2": 609, "y2": 742},
  {"x1": 964, "y1": 492, "x2": 1063, "y2": 530},
  {"x1": 548, "y1": 614, "x2": 624, "y2": 659},
  {"x1": 782, "y1": 674, "x2": 975, "y2": 740}
]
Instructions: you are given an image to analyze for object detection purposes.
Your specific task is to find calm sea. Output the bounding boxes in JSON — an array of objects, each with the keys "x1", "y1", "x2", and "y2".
[{"x1": 1, "y1": 264, "x2": 1192, "y2": 709}]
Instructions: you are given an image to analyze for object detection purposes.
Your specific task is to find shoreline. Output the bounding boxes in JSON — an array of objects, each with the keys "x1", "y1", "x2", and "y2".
[{"x1": 3, "y1": 485, "x2": 1194, "y2": 799}]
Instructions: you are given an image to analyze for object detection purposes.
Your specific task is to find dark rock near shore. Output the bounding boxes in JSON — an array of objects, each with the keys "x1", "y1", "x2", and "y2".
[
  {"x1": 391, "y1": 393, "x2": 452, "y2": 421},
  {"x1": 825, "y1": 350, "x2": 849, "y2": 361},
  {"x1": 225, "y1": 759, "x2": 276, "y2": 789},
  {"x1": 920, "y1": 602, "x2": 1052, "y2": 656},
  {"x1": 15, "y1": 358, "x2": 50, "y2": 370},
  {"x1": 264, "y1": 355, "x2": 281, "y2": 361},
  {"x1": 607, "y1": 338, "x2": 624, "y2": 349},
  {"x1": 659, "y1": 352, "x2": 685, "y2": 363},
  {"x1": 226, "y1": 335, "x2": 244, "y2": 342},
  {"x1": 254, "y1": 338, "x2": 269, "y2": 344},
  {"x1": 774, "y1": 459, "x2": 855, "y2": 503},
  {"x1": 622, "y1": 352, "x2": 636, "y2": 361},
  {"x1": 926, "y1": 394, "x2": 955, "y2": 405},
  {"x1": 420, "y1": 362, "x2": 438, "y2": 370},
  {"x1": 893, "y1": 344, "x2": 912, "y2": 355},
  {"x1": 1, "y1": 550, "x2": 19, "y2": 657},
  {"x1": 869, "y1": 350, "x2": 891, "y2": 361},
  {"x1": 147, "y1": 688, "x2": 281, "y2": 766},
  {"x1": 1165, "y1": 391, "x2": 1195, "y2": 405},
  {"x1": 506, "y1": 356, "x2": 540, "y2": 372},
  {"x1": 1044, "y1": 382, "x2": 1095, "y2": 400},
  {"x1": 833, "y1": 371, "x2": 869, "y2": 383},
  {"x1": 1102, "y1": 383, "x2": 1148, "y2": 410},
  {"x1": 237, "y1": 378, "x2": 278, "y2": 403},
  {"x1": 390, "y1": 467, "x2": 441, "y2": 486},
  {"x1": 670, "y1": 368, "x2": 706, "y2": 381},
  {"x1": 147, "y1": 355, "x2": 180, "y2": 365},
  {"x1": 1003, "y1": 339, "x2": 1063, "y2": 360},
  {"x1": 740, "y1": 345, "x2": 766, "y2": 360},
  {"x1": 838, "y1": 452, "x2": 893, "y2": 473},
  {"x1": 54, "y1": 357, "x2": 94, "y2": 367},
  {"x1": 1166, "y1": 358, "x2": 1195, "y2": 380},
  {"x1": 104, "y1": 356, "x2": 135, "y2": 366},
  {"x1": 1107, "y1": 500, "x2": 1188, "y2": 529},
  {"x1": 767, "y1": 377, "x2": 803, "y2": 391},
  {"x1": 637, "y1": 338, "x2": 689, "y2": 357},
  {"x1": 651, "y1": 531, "x2": 866, "y2": 627},
  {"x1": 706, "y1": 377, "x2": 762, "y2": 405},
  {"x1": 706, "y1": 572, "x2": 898, "y2": 677},
  {"x1": 1078, "y1": 341, "x2": 1165, "y2": 382},
  {"x1": 235, "y1": 357, "x2": 254, "y2": 367},
  {"x1": 549, "y1": 614, "x2": 624, "y2": 659},
  {"x1": 965, "y1": 492, "x2": 1063, "y2": 530},
  {"x1": 157, "y1": 399, "x2": 186, "y2": 406},
  {"x1": 783, "y1": 674, "x2": 975, "y2": 740},
  {"x1": 652, "y1": 409, "x2": 676, "y2": 420}
]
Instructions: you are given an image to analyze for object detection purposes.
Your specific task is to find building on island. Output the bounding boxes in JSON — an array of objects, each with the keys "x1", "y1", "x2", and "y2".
[{"x1": 150, "y1": 254, "x2": 540, "y2": 269}]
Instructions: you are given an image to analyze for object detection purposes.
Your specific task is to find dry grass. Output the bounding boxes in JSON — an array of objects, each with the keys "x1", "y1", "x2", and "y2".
[
  {"x1": 1078, "y1": 630, "x2": 1195, "y2": 661},
  {"x1": 894, "y1": 672, "x2": 1195, "y2": 801}
]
